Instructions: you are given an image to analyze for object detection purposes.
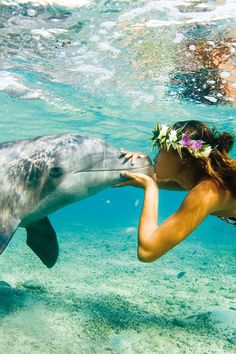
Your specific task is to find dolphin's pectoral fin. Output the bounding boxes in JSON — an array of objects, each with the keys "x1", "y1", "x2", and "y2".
[
  {"x1": 26, "y1": 217, "x2": 59, "y2": 268},
  {"x1": 0, "y1": 217, "x2": 20, "y2": 254}
]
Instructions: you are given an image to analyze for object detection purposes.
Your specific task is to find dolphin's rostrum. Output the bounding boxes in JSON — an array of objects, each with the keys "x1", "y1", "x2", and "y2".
[{"x1": 0, "y1": 134, "x2": 152, "y2": 268}]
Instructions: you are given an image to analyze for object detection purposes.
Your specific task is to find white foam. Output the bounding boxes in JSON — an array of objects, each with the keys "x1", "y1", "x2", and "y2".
[
  {"x1": 90, "y1": 35, "x2": 100, "y2": 43},
  {"x1": 203, "y1": 96, "x2": 218, "y2": 103},
  {"x1": 118, "y1": 1, "x2": 178, "y2": 22},
  {"x1": 189, "y1": 44, "x2": 196, "y2": 51},
  {"x1": 183, "y1": 0, "x2": 235, "y2": 23},
  {"x1": 22, "y1": 90, "x2": 42, "y2": 99},
  {"x1": 120, "y1": 0, "x2": 235, "y2": 29},
  {"x1": 2, "y1": 0, "x2": 92, "y2": 8},
  {"x1": 173, "y1": 33, "x2": 185, "y2": 44},
  {"x1": 128, "y1": 90, "x2": 155, "y2": 107},
  {"x1": 31, "y1": 29, "x2": 53, "y2": 38},
  {"x1": 0, "y1": 72, "x2": 28, "y2": 94},
  {"x1": 68, "y1": 65, "x2": 113, "y2": 85},
  {"x1": 100, "y1": 21, "x2": 116, "y2": 30},
  {"x1": 97, "y1": 42, "x2": 120, "y2": 56},
  {"x1": 220, "y1": 71, "x2": 231, "y2": 78},
  {"x1": 69, "y1": 65, "x2": 112, "y2": 76},
  {"x1": 31, "y1": 28, "x2": 67, "y2": 38},
  {"x1": 146, "y1": 19, "x2": 180, "y2": 28}
]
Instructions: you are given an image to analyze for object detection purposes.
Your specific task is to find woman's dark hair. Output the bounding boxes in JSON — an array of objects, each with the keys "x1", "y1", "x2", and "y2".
[{"x1": 172, "y1": 120, "x2": 236, "y2": 195}]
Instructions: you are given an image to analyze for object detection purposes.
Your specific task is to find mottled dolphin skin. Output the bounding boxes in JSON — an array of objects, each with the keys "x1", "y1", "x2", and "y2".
[{"x1": 0, "y1": 134, "x2": 152, "y2": 268}]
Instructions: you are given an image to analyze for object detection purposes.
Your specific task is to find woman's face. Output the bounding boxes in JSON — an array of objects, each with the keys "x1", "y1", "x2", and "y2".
[{"x1": 153, "y1": 148, "x2": 182, "y2": 182}]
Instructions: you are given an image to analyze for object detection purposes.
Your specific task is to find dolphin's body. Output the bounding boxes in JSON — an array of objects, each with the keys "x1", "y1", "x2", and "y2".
[{"x1": 0, "y1": 134, "x2": 152, "y2": 267}]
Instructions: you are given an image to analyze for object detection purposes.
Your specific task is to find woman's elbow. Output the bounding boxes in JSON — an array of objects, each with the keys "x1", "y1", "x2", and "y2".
[{"x1": 137, "y1": 247, "x2": 161, "y2": 263}]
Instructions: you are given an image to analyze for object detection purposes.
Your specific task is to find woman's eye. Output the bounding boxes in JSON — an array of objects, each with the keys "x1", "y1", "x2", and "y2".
[{"x1": 50, "y1": 167, "x2": 63, "y2": 178}]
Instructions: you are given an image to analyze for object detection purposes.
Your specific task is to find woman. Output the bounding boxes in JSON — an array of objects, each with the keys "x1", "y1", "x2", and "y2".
[{"x1": 115, "y1": 120, "x2": 236, "y2": 262}]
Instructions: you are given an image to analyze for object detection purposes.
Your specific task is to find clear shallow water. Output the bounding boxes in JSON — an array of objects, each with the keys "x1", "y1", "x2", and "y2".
[
  {"x1": 0, "y1": 1, "x2": 236, "y2": 353},
  {"x1": 0, "y1": 0, "x2": 236, "y2": 146}
]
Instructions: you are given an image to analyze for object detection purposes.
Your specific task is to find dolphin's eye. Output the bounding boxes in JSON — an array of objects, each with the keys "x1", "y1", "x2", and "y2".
[{"x1": 50, "y1": 167, "x2": 63, "y2": 178}]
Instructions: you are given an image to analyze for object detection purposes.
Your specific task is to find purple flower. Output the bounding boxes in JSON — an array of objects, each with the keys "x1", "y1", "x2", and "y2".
[
  {"x1": 190, "y1": 139, "x2": 203, "y2": 151},
  {"x1": 180, "y1": 133, "x2": 192, "y2": 147},
  {"x1": 180, "y1": 133, "x2": 203, "y2": 151}
]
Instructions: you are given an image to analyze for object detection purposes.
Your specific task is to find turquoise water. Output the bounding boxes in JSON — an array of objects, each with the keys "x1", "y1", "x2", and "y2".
[{"x1": 0, "y1": 1, "x2": 236, "y2": 353}]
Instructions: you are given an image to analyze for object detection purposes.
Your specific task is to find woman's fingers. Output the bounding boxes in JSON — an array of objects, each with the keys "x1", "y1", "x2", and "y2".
[
  {"x1": 113, "y1": 171, "x2": 155, "y2": 189},
  {"x1": 112, "y1": 181, "x2": 133, "y2": 187},
  {"x1": 112, "y1": 178, "x2": 137, "y2": 188},
  {"x1": 119, "y1": 150, "x2": 148, "y2": 164},
  {"x1": 123, "y1": 171, "x2": 155, "y2": 188},
  {"x1": 121, "y1": 171, "x2": 136, "y2": 179},
  {"x1": 113, "y1": 171, "x2": 139, "y2": 188},
  {"x1": 131, "y1": 152, "x2": 147, "y2": 165},
  {"x1": 124, "y1": 152, "x2": 133, "y2": 159},
  {"x1": 119, "y1": 151, "x2": 133, "y2": 164}
]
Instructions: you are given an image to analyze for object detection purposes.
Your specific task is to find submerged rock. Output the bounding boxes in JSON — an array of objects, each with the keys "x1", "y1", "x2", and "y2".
[
  {"x1": 209, "y1": 308, "x2": 236, "y2": 331},
  {"x1": 22, "y1": 279, "x2": 43, "y2": 291},
  {"x1": 185, "y1": 307, "x2": 236, "y2": 341}
]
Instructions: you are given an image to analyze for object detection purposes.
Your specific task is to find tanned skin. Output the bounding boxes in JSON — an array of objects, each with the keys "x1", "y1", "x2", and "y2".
[{"x1": 114, "y1": 149, "x2": 236, "y2": 262}]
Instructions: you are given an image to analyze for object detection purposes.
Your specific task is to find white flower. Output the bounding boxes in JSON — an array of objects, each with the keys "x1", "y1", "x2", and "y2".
[
  {"x1": 168, "y1": 129, "x2": 178, "y2": 142},
  {"x1": 158, "y1": 124, "x2": 168, "y2": 138},
  {"x1": 201, "y1": 146, "x2": 212, "y2": 157}
]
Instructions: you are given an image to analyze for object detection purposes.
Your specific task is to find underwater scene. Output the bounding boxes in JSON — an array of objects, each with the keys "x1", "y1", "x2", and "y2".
[{"x1": 0, "y1": 0, "x2": 236, "y2": 353}]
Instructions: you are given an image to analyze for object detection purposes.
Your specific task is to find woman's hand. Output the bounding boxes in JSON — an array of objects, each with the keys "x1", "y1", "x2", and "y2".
[
  {"x1": 119, "y1": 149, "x2": 149, "y2": 165},
  {"x1": 113, "y1": 171, "x2": 157, "y2": 189}
]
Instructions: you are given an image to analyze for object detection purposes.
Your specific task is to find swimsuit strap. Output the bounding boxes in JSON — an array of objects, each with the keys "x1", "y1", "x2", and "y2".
[{"x1": 218, "y1": 216, "x2": 236, "y2": 226}]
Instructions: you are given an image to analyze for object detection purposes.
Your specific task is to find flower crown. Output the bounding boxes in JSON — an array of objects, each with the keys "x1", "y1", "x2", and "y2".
[{"x1": 151, "y1": 123, "x2": 213, "y2": 158}]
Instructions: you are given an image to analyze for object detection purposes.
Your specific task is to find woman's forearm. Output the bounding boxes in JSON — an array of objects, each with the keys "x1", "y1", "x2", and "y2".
[{"x1": 138, "y1": 181, "x2": 158, "y2": 250}]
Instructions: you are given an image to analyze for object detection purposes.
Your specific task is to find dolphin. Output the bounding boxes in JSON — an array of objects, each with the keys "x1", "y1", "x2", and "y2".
[{"x1": 0, "y1": 134, "x2": 152, "y2": 268}]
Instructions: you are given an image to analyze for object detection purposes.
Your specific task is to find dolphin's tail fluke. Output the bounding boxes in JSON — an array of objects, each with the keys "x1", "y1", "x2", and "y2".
[{"x1": 26, "y1": 217, "x2": 59, "y2": 268}]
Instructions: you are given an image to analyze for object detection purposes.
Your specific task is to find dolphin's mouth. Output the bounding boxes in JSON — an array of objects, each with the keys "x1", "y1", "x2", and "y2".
[{"x1": 74, "y1": 163, "x2": 153, "y2": 174}]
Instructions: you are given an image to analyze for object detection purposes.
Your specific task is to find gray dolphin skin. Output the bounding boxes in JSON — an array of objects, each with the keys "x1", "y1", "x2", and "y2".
[{"x1": 0, "y1": 134, "x2": 152, "y2": 268}]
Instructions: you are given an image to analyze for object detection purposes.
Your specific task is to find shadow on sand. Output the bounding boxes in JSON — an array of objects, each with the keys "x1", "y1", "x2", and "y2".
[{"x1": 0, "y1": 282, "x2": 235, "y2": 348}]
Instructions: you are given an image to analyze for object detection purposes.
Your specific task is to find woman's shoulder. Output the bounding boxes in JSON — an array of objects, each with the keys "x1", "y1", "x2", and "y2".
[
  {"x1": 185, "y1": 178, "x2": 226, "y2": 207},
  {"x1": 191, "y1": 178, "x2": 236, "y2": 215},
  {"x1": 201, "y1": 178, "x2": 236, "y2": 198},
  {"x1": 192, "y1": 178, "x2": 224, "y2": 194}
]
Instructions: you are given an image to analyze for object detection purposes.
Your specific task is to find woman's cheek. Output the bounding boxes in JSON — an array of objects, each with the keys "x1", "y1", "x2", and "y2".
[{"x1": 155, "y1": 166, "x2": 166, "y2": 179}]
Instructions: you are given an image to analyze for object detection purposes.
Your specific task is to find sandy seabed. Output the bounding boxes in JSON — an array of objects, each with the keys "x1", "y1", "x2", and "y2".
[{"x1": 0, "y1": 223, "x2": 235, "y2": 354}]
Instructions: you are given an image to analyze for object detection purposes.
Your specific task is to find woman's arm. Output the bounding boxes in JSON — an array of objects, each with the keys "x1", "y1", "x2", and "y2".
[
  {"x1": 117, "y1": 172, "x2": 222, "y2": 262},
  {"x1": 138, "y1": 178, "x2": 222, "y2": 262}
]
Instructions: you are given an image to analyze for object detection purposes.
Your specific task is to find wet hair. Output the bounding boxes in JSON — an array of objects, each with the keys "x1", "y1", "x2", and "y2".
[{"x1": 172, "y1": 120, "x2": 236, "y2": 195}]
